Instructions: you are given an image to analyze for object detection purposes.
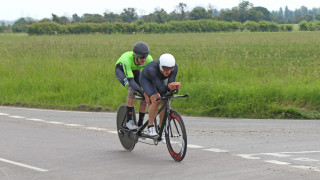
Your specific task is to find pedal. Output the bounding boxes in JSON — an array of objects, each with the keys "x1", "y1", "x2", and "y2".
[
  {"x1": 138, "y1": 131, "x2": 146, "y2": 140},
  {"x1": 153, "y1": 135, "x2": 160, "y2": 140},
  {"x1": 118, "y1": 129, "x2": 124, "y2": 134}
]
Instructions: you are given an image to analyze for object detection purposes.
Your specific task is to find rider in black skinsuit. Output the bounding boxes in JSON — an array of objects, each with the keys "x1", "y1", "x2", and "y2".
[{"x1": 139, "y1": 53, "x2": 181, "y2": 137}]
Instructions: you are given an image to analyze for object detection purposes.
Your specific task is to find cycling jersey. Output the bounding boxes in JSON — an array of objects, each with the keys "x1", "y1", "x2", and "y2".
[
  {"x1": 140, "y1": 60, "x2": 178, "y2": 97},
  {"x1": 115, "y1": 51, "x2": 153, "y2": 78},
  {"x1": 115, "y1": 51, "x2": 153, "y2": 95}
]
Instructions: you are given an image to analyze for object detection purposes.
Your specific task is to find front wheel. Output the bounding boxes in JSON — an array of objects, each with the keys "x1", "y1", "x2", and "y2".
[
  {"x1": 165, "y1": 110, "x2": 187, "y2": 162},
  {"x1": 117, "y1": 105, "x2": 135, "y2": 151}
]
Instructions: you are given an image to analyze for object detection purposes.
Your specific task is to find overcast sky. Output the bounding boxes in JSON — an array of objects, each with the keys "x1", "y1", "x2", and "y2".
[{"x1": 1, "y1": 0, "x2": 319, "y2": 21}]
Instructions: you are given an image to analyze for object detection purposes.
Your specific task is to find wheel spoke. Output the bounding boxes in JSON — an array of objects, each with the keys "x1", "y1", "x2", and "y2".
[{"x1": 166, "y1": 111, "x2": 187, "y2": 162}]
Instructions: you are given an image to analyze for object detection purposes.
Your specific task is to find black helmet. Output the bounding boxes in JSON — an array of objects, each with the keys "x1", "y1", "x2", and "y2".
[{"x1": 133, "y1": 41, "x2": 149, "y2": 59}]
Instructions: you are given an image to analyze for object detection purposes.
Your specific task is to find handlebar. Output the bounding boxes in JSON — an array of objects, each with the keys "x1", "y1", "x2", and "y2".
[
  {"x1": 155, "y1": 90, "x2": 189, "y2": 101},
  {"x1": 134, "y1": 93, "x2": 144, "y2": 100},
  {"x1": 134, "y1": 90, "x2": 189, "y2": 101}
]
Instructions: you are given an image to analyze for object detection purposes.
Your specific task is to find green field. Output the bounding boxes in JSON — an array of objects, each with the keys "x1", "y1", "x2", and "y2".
[{"x1": 0, "y1": 32, "x2": 320, "y2": 119}]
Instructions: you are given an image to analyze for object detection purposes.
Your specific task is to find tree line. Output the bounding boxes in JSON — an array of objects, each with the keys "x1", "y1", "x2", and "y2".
[
  {"x1": 1, "y1": 1, "x2": 320, "y2": 33},
  {"x1": 26, "y1": 20, "x2": 295, "y2": 35}
]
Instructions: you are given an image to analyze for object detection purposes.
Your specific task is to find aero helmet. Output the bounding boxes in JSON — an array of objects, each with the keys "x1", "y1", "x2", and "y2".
[
  {"x1": 133, "y1": 41, "x2": 149, "y2": 59},
  {"x1": 159, "y1": 53, "x2": 175, "y2": 71}
]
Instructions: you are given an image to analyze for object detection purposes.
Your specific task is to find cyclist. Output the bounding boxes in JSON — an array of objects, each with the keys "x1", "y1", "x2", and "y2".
[
  {"x1": 139, "y1": 53, "x2": 181, "y2": 136},
  {"x1": 115, "y1": 41, "x2": 153, "y2": 130}
]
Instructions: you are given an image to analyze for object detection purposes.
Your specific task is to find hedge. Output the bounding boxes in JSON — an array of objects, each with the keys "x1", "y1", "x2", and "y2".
[{"x1": 27, "y1": 20, "x2": 292, "y2": 35}]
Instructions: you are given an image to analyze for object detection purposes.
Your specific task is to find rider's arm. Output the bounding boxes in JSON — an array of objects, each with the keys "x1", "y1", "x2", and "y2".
[
  {"x1": 167, "y1": 65, "x2": 180, "y2": 91},
  {"x1": 122, "y1": 60, "x2": 144, "y2": 95},
  {"x1": 127, "y1": 78, "x2": 144, "y2": 95},
  {"x1": 167, "y1": 64, "x2": 178, "y2": 84}
]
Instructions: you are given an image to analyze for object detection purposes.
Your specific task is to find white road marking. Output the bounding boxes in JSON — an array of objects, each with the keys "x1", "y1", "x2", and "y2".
[
  {"x1": 0, "y1": 113, "x2": 9, "y2": 116},
  {"x1": 47, "y1": 121, "x2": 64, "y2": 125},
  {"x1": 187, "y1": 144, "x2": 204, "y2": 148},
  {"x1": 204, "y1": 148, "x2": 229, "y2": 153},
  {"x1": 25, "y1": 118, "x2": 46, "y2": 122},
  {"x1": 0, "y1": 106, "x2": 116, "y2": 115},
  {"x1": 0, "y1": 158, "x2": 48, "y2": 172},
  {"x1": 108, "y1": 131, "x2": 118, "y2": 134},
  {"x1": 264, "y1": 160, "x2": 291, "y2": 165},
  {"x1": 281, "y1": 151, "x2": 320, "y2": 154},
  {"x1": 236, "y1": 154, "x2": 261, "y2": 160},
  {"x1": 84, "y1": 127, "x2": 108, "y2": 131},
  {"x1": 64, "y1": 124, "x2": 83, "y2": 127},
  {"x1": 9, "y1": 116, "x2": 25, "y2": 119},
  {"x1": 261, "y1": 153, "x2": 291, "y2": 158},
  {"x1": 291, "y1": 158, "x2": 319, "y2": 162}
]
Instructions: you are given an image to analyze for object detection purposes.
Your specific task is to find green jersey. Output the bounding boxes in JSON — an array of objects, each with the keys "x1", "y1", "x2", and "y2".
[{"x1": 115, "y1": 51, "x2": 153, "y2": 78}]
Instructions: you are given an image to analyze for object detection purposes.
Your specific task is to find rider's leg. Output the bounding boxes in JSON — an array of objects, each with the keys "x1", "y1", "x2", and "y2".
[
  {"x1": 138, "y1": 100, "x2": 147, "y2": 126},
  {"x1": 126, "y1": 87, "x2": 136, "y2": 122},
  {"x1": 124, "y1": 87, "x2": 139, "y2": 130},
  {"x1": 146, "y1": 93, "x2": 160, "y2": 136},
  {"x1": 158, "y1": 101, "x2": 166, "y2": 128},
  {"x1": 126, "y1": 96, "x2": 135, "y2": 122},
  {"x1": 115, "y1": 66, "x2": 135, "y2": 123},
  {"x1": 148, "y1": 93, "x2": 161, "y2": 127}
]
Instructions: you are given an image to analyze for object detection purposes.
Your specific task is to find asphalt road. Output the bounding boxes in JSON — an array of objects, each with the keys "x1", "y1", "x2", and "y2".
[{"x1": 0, "y1": 106, "x2": 319, "y2": 180}]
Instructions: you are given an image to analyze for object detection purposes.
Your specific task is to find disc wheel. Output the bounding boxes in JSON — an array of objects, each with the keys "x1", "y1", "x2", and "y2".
[{"x1": 117, "y1": 105, "x2": 135, "y2": 151}]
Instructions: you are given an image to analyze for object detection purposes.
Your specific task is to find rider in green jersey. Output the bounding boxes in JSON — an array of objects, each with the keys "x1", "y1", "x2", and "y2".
[{"x1": 115, "y1": 42, "x2": 153, "y2": 130}]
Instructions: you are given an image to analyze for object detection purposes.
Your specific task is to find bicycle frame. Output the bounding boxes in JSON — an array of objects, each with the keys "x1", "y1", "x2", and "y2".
[
  {"x1": 117, "y1": 90, "x2": 189, "y2": 161},
  {"x1": 126, "y1": 90, "x2": 189, "y2": 143}
]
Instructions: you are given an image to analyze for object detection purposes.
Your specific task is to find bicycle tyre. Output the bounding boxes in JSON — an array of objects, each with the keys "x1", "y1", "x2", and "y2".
[
  {"x1": 165, "y1": 110, "x2": 187, "y2": 162},
  {"x1": 117, "y1": 105, "x2": 135, "y2": 151}
]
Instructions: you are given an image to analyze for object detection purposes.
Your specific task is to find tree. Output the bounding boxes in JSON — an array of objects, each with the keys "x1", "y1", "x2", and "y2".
[
  {"x1": 168, "y1": 11, "x2": 180, "y2": 21},
  {"x1": 247, "y1": 9, "x2": 263, "y2": 22},
  {"x1": 0, "y1": 22, "x2": 8, "y2": 33},
  {"x1": 52, "y1": 14, "x2": 60, "y2": 24},
  {"x1": 51, "y1": 14, "x2": 70, "y2": 24},
  {"x1": 220, "y1": 10, "x2": 238, "y2": 22},
  {"x1": 207, "y1": 4, "x2": 219, "y2": 18},
  {"x1": 72, "y1": 14, "x2": 81, "y2": 23},
  {"x1": 315, "y1": 13, "x2": 320, "y2": 21},
  {"x1": 59, "y1": 16, "x2": 70, "y2": 25},
  {"x1": 279, "y1": 7, "x2": 283, "y2": 18},
  {"x1": 81, "y1": 14, "x2": 104, "y2": 23},
  {"x1": 238, "y1": 1, "x2": 253, "y2": 22},
  {"x1": 39, "y1": 18, "x2": 51, "y2": 23},
  {"x1": 304, "y1": 14, "x2": 313, "y2": 22},
  {"x1": 12, "y1": 18, "x2": 33, "y2": 32},
  {"x1": 154, "y1": 8, "x2": 168, "y2": 23},
  {"x1": 120, "y1": 8, "x2": 138, "y2": 23},
  {"x1": 189, "y1": 7, "x2": 208, "y2": 20},
  {"x1": 176, "y1": 3, "x2": 187, "y2": 21},
  {"x1": 104, "y1": 12, "x2": 120, "y2": 22},
  {"x1": 253, "y1": 6, "x2": 271, "y2": 21},
  {"x1": 284, "y1": 6, "x2": 289, "y2": 19},
  {"x1": 300, "y1": 6, "x2": 308, "y2": 15}
]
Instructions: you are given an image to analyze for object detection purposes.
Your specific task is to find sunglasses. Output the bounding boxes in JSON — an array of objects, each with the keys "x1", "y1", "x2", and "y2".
[
  {"x1": 162, "y1": 66, "x2": 174, "y2": 71},
  {"x1": 135, "y1": 53, "x2": 148, "y2": 59}
]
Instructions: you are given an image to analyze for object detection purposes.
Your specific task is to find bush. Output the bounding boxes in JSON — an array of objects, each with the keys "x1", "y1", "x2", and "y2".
[
  {"x1": 316, "y1": 21, "x2": 320, "y2": 31},
  {"x1": 244, "y1": 21, "x2": 260, "y2": 32},
  {"x1": 27, "y1": 22, "x2": 63, "y2": 35},
  {"x1": 299, "y1": 20, "x2": 309, "y2": 31},
  {"x1": 26, "y1": 20, "x2": 284, "y2": 35},
  {"x1": 286, "y1": 25, "x2": 294, "y2": 31},
  {"x1": 308, "y1": 22, "x2": 317, "y2": 31}
]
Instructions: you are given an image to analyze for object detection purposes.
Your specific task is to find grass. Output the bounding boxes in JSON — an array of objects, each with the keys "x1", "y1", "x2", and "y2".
[{"x1": 0, "y1": 32, "x2": 320, "y2": 119}]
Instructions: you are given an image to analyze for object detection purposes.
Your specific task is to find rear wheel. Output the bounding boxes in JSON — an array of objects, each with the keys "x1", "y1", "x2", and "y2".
[
  {"x1": 117, "y1": 105, "x2": 135, "y2": 151},
  {"x1": 165, "y1": 110, "x2": 187, "y2": 162}
]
